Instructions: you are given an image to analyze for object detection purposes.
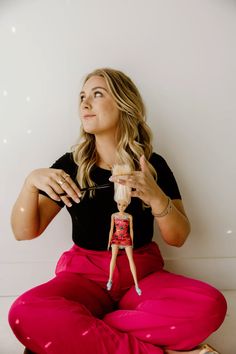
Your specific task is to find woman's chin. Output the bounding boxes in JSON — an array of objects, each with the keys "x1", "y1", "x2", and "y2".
[{"x1": 82, "y1": 126, "x2": 97, "y2": 134}]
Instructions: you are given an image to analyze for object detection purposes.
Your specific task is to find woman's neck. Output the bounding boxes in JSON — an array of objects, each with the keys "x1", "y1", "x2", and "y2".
[{"x1": 95, "y1": 136, "x2": 117, "y2": 169}]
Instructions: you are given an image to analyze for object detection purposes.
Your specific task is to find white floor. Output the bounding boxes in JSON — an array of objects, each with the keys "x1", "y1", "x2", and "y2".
[{"x1": 0, "y1": 291, "x2": 235, "y2": 354}]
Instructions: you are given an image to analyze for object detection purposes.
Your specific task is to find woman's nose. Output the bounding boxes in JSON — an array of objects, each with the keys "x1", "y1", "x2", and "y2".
[{"x1": 82, "y1": 96, "x2": 92, "y2": 108}]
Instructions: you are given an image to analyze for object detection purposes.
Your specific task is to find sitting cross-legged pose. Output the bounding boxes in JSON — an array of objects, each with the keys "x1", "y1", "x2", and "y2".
[{"x1": 9, "y1": 68, "x2": 227, "y2": 354}]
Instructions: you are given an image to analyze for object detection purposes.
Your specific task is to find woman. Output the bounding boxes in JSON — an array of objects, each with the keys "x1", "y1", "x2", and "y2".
[{"x1": 9, "y1": 68, "x2": 226, "y2": 354}]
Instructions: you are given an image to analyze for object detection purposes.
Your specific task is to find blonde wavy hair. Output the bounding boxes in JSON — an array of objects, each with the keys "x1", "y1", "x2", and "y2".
[{"x1": 72, "y1": 68, "x2": 157, "y2": 195}]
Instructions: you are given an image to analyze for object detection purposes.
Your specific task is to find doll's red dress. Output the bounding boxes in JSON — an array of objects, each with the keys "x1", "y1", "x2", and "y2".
[{"x1": 111, "y1": 216, "x2": 132, "y2": 247}]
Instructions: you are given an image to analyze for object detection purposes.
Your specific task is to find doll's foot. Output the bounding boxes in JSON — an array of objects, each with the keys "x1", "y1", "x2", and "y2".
[
  {"x1": 135, "y1": 286, "x2": 142, "y2": 296},
  {"x1": 106, "y1": 280, "x2": 112, "y2": 291}
]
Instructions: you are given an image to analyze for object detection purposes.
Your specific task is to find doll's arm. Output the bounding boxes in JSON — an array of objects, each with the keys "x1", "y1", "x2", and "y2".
[
  {"x1": 129, "y1": 215, "x2": 134, "y2": 245},
  {"x1": 107, "y1": 214, "x2": 115, "y2": 250}
]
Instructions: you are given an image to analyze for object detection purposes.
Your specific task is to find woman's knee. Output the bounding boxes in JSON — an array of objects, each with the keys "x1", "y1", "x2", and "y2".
[
  {"x1": 8, "y1": 293, "x2": 29, "y2": 336},
  {"x1": 205, "y1": 287, "x2": 227, "y2": 330}
]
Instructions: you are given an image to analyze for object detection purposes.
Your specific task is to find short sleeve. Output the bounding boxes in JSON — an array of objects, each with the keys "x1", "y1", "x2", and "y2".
[
  {"x1": 149, "y1": 153, "x2": 182, "y2": 200},
  {"x1": 38, "y1": 152, "x2": 77, "y2": 208}
]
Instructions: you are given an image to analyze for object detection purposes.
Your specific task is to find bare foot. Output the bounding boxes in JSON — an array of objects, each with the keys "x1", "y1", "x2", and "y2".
[
  {"x1": 165, "y1": 344, "x2": 218, "y2": 354},
  {"x1": 165, "y1": 349, "x2": 200, "y2": 354}
]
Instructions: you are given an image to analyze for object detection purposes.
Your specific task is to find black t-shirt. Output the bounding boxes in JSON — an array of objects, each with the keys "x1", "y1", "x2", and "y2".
[{"x1": 39, "y1": 152, "x2": 181, "y2": 250}]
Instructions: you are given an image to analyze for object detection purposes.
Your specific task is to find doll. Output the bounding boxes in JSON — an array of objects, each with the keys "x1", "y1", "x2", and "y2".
[{"x1": 107, "y1": 164, "x2": 142, "y2": 296}]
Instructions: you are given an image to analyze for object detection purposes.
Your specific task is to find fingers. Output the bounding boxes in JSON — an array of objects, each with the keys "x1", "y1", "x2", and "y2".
[
  {"x1": 130, "y1": 189, "x2": 143, "y2": 198},
  {"x1": 39, "y1": 169, "x2": 81, "y2": 207},
  {"x1": 110, "y1": 172, "x2": 143, "y2": 191},
  {"x1": 110, "y1": 173, "x2": 146, "y2": 203},
  {"x1": 139, "y1": 155, "x2": 147, "y2": 173},
  {"x1": 43, "y1": 185, "x2": 64, "y2": 202},
  {"x1": 109, "y1": 156, "x2": 151, "y2": 187},
  {"x1": 109, "y1": 169, "x2": 157, "y2": 205},
  {"x1": 140, "y1": 155, "x2": 152, "y2": 175},
  {"x1": 54, "y1": 172, "x2": 82, "y2": 207}
]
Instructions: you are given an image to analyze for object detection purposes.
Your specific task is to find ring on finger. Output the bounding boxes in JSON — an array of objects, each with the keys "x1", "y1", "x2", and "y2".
[
  {"x1": 64, "y1": 174, "x2": 70, "y2": 180},
  {"x1": 57, "y1": 179, "x2": 65, "y2": 186},
  {"x1": 58, "y1": 192, "x2": 67, "y2": 196}
]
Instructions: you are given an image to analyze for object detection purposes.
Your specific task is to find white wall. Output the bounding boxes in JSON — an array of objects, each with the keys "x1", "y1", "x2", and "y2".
[{"x1": 1, "y1": 0, "x2": 235, "y2": 296}]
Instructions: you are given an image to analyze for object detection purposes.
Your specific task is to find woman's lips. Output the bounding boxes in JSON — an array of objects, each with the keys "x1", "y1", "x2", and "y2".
[{"x1": 83, "y1": 114, "x2": 96, "y2": 118}]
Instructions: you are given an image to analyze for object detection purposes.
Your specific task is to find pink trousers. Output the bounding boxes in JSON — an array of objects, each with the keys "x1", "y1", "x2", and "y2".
[{"x1": 8, "y1": 242, "x2": 227, "y2": 354}]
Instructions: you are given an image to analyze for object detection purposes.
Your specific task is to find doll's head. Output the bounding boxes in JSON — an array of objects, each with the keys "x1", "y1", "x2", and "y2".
[
  {"x1": 112, "y1": 164, "x2": 132, "y2": 211},
  {"x1": 117, "y1": 200, "x2": 128, "y2": 213}
]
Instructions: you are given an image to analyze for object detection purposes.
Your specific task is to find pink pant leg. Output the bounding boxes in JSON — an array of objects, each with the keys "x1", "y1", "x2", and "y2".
[
  {"x1": 104, "y1": 270, "x2": 227, "y2": 351},
  {"x1": 8, "y1": 272, "x2": 163, "y2": 354}
]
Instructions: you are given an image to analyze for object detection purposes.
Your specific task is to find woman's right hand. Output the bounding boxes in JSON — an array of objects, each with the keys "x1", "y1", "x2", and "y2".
[{"x1": 25, "y1": 168, "x2": 82, "y2": 207}]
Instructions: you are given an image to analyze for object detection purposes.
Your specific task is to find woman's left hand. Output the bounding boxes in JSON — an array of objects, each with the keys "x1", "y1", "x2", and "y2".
[
  {"x1": 109, "y1": 155, "x2": 191, "y2": 247},
  {"x1": 109, "y1": 155, "x2": 160, "y2": 206}
]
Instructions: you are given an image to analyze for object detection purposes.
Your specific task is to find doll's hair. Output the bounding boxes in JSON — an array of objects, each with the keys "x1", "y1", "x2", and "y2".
[
  {"x1": 113, "y1": 164, "x2": 132, "y2": 205},
  {"x1": 72, "y1": 67, "x2": 157, "y2": 196}
]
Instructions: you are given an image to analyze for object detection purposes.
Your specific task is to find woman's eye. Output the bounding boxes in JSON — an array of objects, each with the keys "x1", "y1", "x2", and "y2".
[
  {"x1": 80, "y1": 91, "x2": 102, "y2": 103},
  {"x1": 94, "y1": 91, "x2": 102, "y2": 97}
]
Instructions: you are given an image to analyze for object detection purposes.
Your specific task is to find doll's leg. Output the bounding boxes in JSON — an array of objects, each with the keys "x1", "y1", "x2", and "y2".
[
  {"x1": 8, "y1": 271, "x2": 163, "y2": 354},
  {"x1": 104, "y1": 270, "x2": 227, "y2": 351},
  {"x1": 125, "y1": 246, "x2": 142, "y2": 295},
  {"x1": 107, "y1": 245, "x2": 119, "y2": 290}
]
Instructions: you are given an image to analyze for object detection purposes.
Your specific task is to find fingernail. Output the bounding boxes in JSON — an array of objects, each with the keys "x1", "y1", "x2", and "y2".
[
  {"x1": 109, "y1": 176, "x2": 114, "y2": 182},
  {"x1": 118, "y1": 178, "x2": 125, "y2": 184}
]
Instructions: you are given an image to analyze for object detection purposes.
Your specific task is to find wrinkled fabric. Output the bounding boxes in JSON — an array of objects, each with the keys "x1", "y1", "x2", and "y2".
[{"x1": 8, "y1": 242, "x2": 227, "y2": 354}]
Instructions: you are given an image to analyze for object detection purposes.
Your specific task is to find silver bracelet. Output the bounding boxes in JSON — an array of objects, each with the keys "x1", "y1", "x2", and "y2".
[{"x1": 152, "y1": 197, "x2": 172, "y2": 218}]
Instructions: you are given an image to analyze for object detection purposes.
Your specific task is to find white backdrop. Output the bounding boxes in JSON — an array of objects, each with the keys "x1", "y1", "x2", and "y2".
[{"x1": 0, "y1": 0, "x2": 235, "y2": 296}]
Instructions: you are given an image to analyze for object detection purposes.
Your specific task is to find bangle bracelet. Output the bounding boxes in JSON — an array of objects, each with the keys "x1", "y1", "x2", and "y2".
[{"x1": 152, "y1": 197, "x2": 172, "y2": 218}]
